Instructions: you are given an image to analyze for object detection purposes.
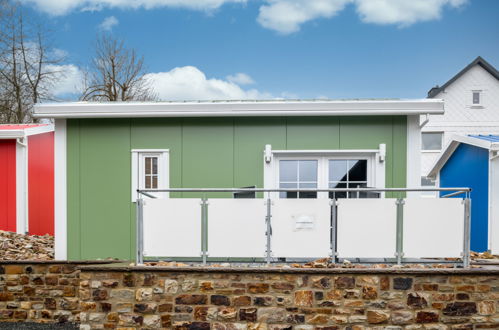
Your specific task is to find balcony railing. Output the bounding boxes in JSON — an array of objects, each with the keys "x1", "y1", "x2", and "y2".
[{"x1": 135, "y1": 187, "x2": 471, "y2": 268}]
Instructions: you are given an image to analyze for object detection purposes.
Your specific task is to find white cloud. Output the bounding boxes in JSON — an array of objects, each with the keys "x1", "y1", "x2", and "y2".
[
  {"x1": 258, "y1": 0, "x2": 350, "y2": 35},
  {"x1": 45, "y1": 64, "x2": 84, "y2": 96},
  {"x1": 23, "y1": 0, "x2": 247, "y2": 16},
  {"x1": 226, "y1": 73, "x2": 255, "y2": 85},
  {"x1": 98, "y1": 16, "x2": 119, "y2": 31},
  {"x1": 145, "y1": 66, "x2": 272, "y2": 101},
  {"x1": 257, "y1": 0, "x2": 468, "y2": 34},
  {"x1": 355, "y1": 0, "x2": 468, "y2": 26}
]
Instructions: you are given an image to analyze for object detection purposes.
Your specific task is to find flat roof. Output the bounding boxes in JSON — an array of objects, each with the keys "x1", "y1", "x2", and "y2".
[
  {"x1": 33, "y1": 99, "x2": 444, "y2": 119},
  {"x1": 0, "y1": 124, "x2": 54, "y2": 139}
]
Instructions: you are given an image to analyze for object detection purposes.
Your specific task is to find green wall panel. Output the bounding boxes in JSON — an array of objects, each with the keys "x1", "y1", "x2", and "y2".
[
  {"x1": 182, "y1": 118, "x2": 234, "y2": 198},
  {"x1": 66, "y1": 116, "x2": 408, "y2": 261},
  {"x1": 69, "y1": 119, "x2": 133, "y2": 260},
  {"x1": 286, "y1": 117, "x2": 340, "y2": 150},
  {"x1": 233, "y1": 118, "x2": 286, "y2": 189}
]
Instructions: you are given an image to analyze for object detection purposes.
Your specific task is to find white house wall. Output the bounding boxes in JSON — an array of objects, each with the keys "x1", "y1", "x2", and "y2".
[{"x1": 423, "y1": 64, "x2": 499, "y2": 176}]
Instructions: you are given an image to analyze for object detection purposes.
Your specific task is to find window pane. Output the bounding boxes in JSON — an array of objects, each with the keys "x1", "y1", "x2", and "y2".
[
  {"x1": 152, "y1": 176, "x2": 158, "y2": 189},
  {"x1": 473, "y1": 92, "x2": 480, "y2": 104},
  {"x1": 145, "y1": 176, "x2": 151, "y2": 189},
  {"x1": 299, "y1": 160, "x2": 318, "y2": 182},
  {"x1": 299, "y1": 182, "x2": 317, "y2": 189},
  {"x1": 145, "y1": 157, "x2": 151, "y2": 175},
  {"x1": 299, "y1": 191, "x2": 317, "y2": 199},
  {"x1": 422, "y1": 132, "x2": 443, "y2": 150},
  {"x1": 329, "y1": 160, "x2": 347, "y2": 182},
  {"x1": 421, "y1": 177, "x2": 435, "y2": 187},
  {"x1": 279, "y1": 160, "x2": 297, "y2": 182},
  {"x1": 152, "y1": 158, "x2": 158, "y2": 175},
  {"x1": 348, "y1": 160, "x2": 367, "y2": 182},
  {"x1": 280, "y1": 182, "x2": 297, "y2": 189}
]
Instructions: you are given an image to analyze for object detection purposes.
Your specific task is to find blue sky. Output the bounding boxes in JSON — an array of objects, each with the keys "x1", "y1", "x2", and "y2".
[{"x1": 21, "y1": 0, "x2": 499, "y2": 100}]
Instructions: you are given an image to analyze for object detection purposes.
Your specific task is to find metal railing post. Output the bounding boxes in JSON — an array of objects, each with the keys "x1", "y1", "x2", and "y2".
[
  {"x1": 330, "y1": 199, "x2": 338, "y2": 264},
  {"x1": 201, "y1": 196, "x2": 209, "y2": 265},
  {"x1": 462, "y1": 197, "x2": 471, "y2": 268},
  {"x1": 265, "y1": 194, "x2": 272, "y2": 265},
  {"x1": 395, "y1": 198, "x2": 405, "y2": 266},
  {"x1": 136, "y1": 197, "x2": 144, "y2": 265}
]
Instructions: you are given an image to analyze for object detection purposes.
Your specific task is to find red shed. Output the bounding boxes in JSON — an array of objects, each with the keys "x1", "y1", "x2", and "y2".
[{"x1": 0, "y1": 124, "x2": 54, "y2": 236}]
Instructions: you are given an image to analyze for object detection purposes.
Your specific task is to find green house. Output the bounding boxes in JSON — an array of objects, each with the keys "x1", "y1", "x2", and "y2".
[{"x1": 34, "y1": 99, "x2": 446, "y2": 261}]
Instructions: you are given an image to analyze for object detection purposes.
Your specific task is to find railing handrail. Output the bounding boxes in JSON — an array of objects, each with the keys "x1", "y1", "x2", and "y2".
[{"x1": 138, "y1": 187, "x2": 471, "y2": 193}]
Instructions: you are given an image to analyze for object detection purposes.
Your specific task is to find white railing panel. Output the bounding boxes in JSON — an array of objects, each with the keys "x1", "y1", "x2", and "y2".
[
  {"x1": 208, "y1": 199, "x2": 266, "y2": 258},
  {"x1": 404, "y1": 198, "x2": 464, "y2": 258},
  {"x1": 272, "y1": 199, "x2": 331, "y2": 258},
  {"x1": 337, "y1": 199, "x2": 397, "y2": 258},
  {"x1": 143, "y1": 199, "x2": 201, "y2": 257}
]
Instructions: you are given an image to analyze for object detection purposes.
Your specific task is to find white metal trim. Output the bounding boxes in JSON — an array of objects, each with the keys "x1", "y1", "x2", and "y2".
[
  {"x1": 54, "y1": 119, "x2": 67, "y2": 260},
  {"x1": 23, "y1": 124, "x2": 54, "y2": 136},
  {"x1": 15, "y1": 138, "x2": 28, "y2": 234},
  {"x1": 407, "y1": 116, "x2": 421, "y2": 197},
  {"x1": 33, "y1": 99, "x2": 445, "y2": 118},
  {"x1": 489, "y1": 154, "x2": 499, "y2": 254},
  {"x1": 427, "y1": 134, "x2": 499, "y2": 178},
  {"x1": 0, "y1": 125, "x2": 54, "y2": 139}
]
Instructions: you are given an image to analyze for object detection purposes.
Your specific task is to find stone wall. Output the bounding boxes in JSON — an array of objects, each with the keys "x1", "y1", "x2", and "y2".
[
  {"x1": 0, "y1": 261, "x2": 117, "y2": 325},
  {"x1": 77, "y1": 267, "x2": 499, "y2": 330},
  {"x1": 1, "y1": 262, "x2": 498, "y2": 329}
]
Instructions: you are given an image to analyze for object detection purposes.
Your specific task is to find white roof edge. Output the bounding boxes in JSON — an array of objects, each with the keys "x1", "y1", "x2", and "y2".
[
  {"x1": 427, "y1": 134, "x2": 496, "y2": 178},
  {"x1": 0, "y1": 124, "x2": 54, "y2": 139},
  {"x1": 33, "y1": 99, "x2": 444, "y2": 119}
]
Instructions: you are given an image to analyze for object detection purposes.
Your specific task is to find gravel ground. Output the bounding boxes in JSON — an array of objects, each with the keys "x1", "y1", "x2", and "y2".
[{"x1": 0, "y1": 323, "x2": 78, "y2": 329}]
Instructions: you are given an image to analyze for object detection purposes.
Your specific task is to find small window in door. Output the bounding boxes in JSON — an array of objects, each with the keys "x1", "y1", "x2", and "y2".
[
  {"x1": 144, "y1": 156, "x2": 159, "y2": 189},
  {"x1": 279, "y1": 160, "x2": 318, "y2": 199}
]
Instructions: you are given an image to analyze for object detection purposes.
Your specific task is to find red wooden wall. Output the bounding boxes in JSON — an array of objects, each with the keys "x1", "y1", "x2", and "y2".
[
  {"x1": 0, "y1": 140, "x2": 16, "y2": 232},
  {"x1": 28, "y1": 132, "x2": 54, "y2": 236}
]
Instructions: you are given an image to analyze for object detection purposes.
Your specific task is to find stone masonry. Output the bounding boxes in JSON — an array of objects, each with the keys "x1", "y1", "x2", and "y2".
[
  {"x1": 1, "y1": 262, "x2": 499, "y2": 329},
  {"x1": 78, "y1": 267, "x2": 499, "y2": 329},
  {"x1": 0, "y1": 261, "x2": 117, "y2": 325}
]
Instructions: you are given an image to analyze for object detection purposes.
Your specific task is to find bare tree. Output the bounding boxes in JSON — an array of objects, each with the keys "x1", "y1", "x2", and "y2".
[
  {"x1": 81, "y1": 34, "x2": 156, "y2": 101},
  {"x1": 0, "y1": 0, "x2": 65, "y2": 123}
]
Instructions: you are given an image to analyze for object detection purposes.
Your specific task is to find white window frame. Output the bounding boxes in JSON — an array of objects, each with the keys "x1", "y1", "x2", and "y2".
[
  {"x1": 131, "y1": 149, "x2": 169, "y2": 201},
  {"x1": 471, "y1": 90, "x2": 483, "y2": 107},
  {"x1": 421, "y1": 131, "x2": 444, "y2": 153},
  {"x1": 264, "y1": 147, "x2": 385, "y2": 199}
]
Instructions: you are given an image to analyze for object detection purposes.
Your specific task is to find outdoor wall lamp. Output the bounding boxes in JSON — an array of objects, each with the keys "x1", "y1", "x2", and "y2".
[
  {"x1": 379, "y1": 143, "x2": 386, "y2": 162},
  {"x1": 264, "y1": 144, "x2": 272, "y2": 163}
]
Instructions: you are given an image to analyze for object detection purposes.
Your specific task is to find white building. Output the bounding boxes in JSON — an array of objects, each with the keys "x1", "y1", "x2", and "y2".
[{"x1": 422, "y1": 56, "x2": 499, "y2": 192}]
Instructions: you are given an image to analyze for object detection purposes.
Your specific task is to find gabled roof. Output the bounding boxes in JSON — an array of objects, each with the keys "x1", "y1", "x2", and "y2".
[
  {"x1": 0, "y1": 124, "x2": 54, "y2": 139},
  {"x1": 33, "y1": 99, "x2": 444, "y2": 119},
  {"x1": 427, "y1": 134, "x2": 499, "y2": 178},
  {"x1": 427, "y1": 56, "x2": 499, "y2": 98}
]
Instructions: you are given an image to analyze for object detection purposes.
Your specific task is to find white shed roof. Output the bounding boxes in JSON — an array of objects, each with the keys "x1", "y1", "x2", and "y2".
[
  {"x1": 427, "y1": 134, "x2": 499, "y2": 178},
  {"x1": 33, "y1": 99, "x2": 444, "y2": 119}
]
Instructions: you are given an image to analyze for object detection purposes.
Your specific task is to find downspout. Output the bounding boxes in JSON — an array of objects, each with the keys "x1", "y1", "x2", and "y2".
[
  {"x1": 420, "y1": 113, "x2": 430, "y2": 128},
  {"x1": 16, "y1": 136, "x2": 29, "y2": 234}
]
